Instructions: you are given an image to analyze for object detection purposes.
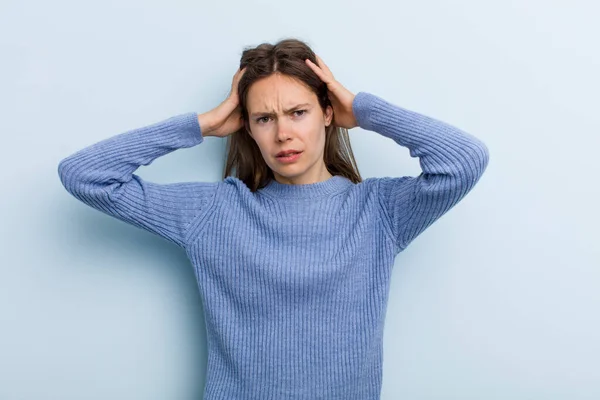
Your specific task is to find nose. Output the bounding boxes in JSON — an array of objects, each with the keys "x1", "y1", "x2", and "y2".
[{"x1": 276, "y1": 119, "x2": 292, "y2": 142}]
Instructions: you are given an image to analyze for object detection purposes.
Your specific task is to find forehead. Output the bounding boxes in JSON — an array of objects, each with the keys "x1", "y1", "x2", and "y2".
[{"x1": 247, "y1": 74, "x2": 316, "y2": 112}]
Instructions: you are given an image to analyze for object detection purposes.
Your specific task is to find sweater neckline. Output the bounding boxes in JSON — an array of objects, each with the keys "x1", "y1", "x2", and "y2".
[{"x1": 259, "y1": 175, "x2": 352, "y2": 200}]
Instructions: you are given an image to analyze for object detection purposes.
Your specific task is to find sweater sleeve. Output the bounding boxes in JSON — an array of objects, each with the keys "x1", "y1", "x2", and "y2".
[
  {"x1": 57, "y1": 112, "x2": 220, "y2": 249},
  {"x1": 352, "y1": 92, "x2": 490, "y2": 251}
]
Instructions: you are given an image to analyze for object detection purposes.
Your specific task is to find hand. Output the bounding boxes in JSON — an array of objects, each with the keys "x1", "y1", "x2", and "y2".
[
  {"x1": 305, "y1": 55, "x2": 357, "y2": 129},
  {"x1": 198, "y1": 67, "x2": 246, "y2": 138}
]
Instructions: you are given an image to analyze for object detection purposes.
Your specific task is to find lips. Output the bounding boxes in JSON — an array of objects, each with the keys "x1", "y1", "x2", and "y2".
[
  {"x1": 276, "y1": 150, "x2": 302, "y2": 157},
  {"x1": 275, "y1": 150, "x2": 303, "y2": 163}
]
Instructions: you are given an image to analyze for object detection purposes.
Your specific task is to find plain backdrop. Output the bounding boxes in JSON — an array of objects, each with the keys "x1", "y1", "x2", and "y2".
[{"x1": 1, "y1": 0, "x2": 598, "y2": 399}]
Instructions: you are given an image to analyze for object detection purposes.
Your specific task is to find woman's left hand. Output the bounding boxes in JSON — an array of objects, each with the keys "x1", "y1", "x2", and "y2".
[{"x1": 305, "y1": 55, "x2": 358, "y2": 130}]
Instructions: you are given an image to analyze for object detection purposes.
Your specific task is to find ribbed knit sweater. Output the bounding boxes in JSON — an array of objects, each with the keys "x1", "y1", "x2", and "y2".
[{"x1": 58, "y1": 91, "x2": 489, "y2": 400}]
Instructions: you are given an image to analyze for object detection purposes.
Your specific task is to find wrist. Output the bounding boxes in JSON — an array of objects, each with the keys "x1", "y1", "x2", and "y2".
[{"x1": 197, "y1": 112, "x2": 215, "y2": 137}]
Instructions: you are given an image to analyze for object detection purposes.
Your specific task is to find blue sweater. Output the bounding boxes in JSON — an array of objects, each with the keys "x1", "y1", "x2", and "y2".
[{"x1": 58, "y1": 92, "x2": 489, "y2": 399}]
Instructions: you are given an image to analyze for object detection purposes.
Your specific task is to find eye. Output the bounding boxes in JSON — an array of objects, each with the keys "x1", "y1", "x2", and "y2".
[
  {"x1": 294, "y1": 110, "x2": 307, "y2": 117},
  {"x1": 256, "y1": 116, "x2": 271, "y2": 124}
]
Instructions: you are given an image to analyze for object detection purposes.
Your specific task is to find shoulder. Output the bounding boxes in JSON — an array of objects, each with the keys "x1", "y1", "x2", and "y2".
[
  {"x1": 221, "y1": 175, "x2": 250, "y2": 191},
  {"x1": 215, "y1": 176, "x2": 257, "y2": 202},
  {"x1": 347, "y1": 176, "x2": 416, "y2": 212},
  {"x1": 345, "y1": 176, "x2": 384, "y2": 198},
  {"x1": 159, "y1": 177, "x2": 250, "y2": 208},
  {"x1": 328, "y1": 176, "x2": 384, "y2": 210}
]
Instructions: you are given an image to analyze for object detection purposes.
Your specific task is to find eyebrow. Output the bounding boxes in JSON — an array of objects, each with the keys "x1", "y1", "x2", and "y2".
[{"x1": 250, "y1": 103, "x2": 312, "y2": 118}]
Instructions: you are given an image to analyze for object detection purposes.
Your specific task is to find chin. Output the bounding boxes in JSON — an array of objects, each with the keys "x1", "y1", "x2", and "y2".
[
  {"x1": 274, "y1": 170, "x2": 301, "y2": 179},
  {"x1": 270, "y1": 162, "x2": 302, "y2": 175},
  {"x1": 271, "y1": 166, "x2": 304, "y2": 180}
]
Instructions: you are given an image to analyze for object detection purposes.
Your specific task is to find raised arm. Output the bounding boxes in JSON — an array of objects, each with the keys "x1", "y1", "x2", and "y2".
[
  {"x1": 57, "y1": 112, "x2": 220, "y2": 248},
  {"x1": 58, "y1": 68, "x2": 247, "y2": 248},
  {"x1": 352, "y1": 92, "x2": 490, "y2": 252}
]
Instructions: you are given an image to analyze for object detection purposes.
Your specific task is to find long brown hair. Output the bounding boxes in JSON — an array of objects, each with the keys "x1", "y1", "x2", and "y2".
[{"x1": 223, "y1": 38, "x2": 362, "y2": 192}]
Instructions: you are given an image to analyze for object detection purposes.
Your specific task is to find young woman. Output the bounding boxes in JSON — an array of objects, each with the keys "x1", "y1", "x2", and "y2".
[{"x1": 58, "y1": 38, "x2": 489, "y2": 400}]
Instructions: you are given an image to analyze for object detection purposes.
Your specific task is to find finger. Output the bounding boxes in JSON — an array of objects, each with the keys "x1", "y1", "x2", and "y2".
[
  {"x1": 305, "y1": 59, "x2": 332, "y2": 83},
  {"x1": 315, "y1": 55, "x2": 333, "y2": 77},
  {"x1": 305, "y1": 58, "x2": 323, "y2": 76},
  {"x1": 235, "y1": 67, "x2": 246, "y2": 82},
  {"x1": 231, "y1": 68, "x2": 246, "y2": 94},
  {"x1": 313, "y1": 56, "x2": 334, "y2": 82}
]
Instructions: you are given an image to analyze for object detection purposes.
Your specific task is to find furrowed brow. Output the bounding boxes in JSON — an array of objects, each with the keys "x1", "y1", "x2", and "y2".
[{"x1": 250, "y1": 103, "x2": 311, "y2": 118}]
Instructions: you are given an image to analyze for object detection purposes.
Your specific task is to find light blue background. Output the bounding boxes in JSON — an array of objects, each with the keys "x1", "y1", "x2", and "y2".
[{"x1": 1, "y1": 0, "x2": 598, "y2": 398}]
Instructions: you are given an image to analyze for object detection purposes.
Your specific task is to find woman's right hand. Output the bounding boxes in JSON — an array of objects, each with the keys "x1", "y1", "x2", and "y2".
[{"x1": 198, "y1": 67, "x2": 247, "y2": 138}]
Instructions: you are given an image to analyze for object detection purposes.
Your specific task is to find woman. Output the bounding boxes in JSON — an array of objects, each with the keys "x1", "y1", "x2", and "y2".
[{"x1": 58, "y1": 38, "x2": 489, "y2": 400}]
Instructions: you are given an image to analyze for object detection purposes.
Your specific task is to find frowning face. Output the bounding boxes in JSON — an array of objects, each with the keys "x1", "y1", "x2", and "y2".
[{"x1": 246, "y1": 73, "x2": 333, "y2": 185}]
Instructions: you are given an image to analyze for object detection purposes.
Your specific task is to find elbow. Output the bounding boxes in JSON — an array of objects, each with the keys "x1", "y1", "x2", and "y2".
[
  {"x1": 57, "y1": 156, "x2": 73, "y2": 193},
  {"x1": 447, "y1": 139, "x2": 489, "y2": 194},
  {"x1": 58, "y1": 154, "x2": 123, "y2": 204},
  {"x1": 473, "y1": 139, "x2": 490, "y2": 178},
  {"x1": 458, "y1": 136, "x2": 489, "y2": 174},
  {"x1": 57, "y1": 155, "x2": 86, "y2": 197},
  {"x1": 463, "y1": 139, "x2": 490, "y2": 189}
]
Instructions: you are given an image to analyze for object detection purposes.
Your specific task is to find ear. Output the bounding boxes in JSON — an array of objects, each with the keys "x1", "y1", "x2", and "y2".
[{"x1": 324, "y1": 105, "x2": 333, "y2": 127}]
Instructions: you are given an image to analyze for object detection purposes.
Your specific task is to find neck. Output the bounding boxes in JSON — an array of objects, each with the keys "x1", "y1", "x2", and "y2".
[
  {"x1": 273, "y1": 166, "x2": 333, "y2": 186},
  {"x1": 259, "y1": 174, "x2": 352, "y2": 200}
]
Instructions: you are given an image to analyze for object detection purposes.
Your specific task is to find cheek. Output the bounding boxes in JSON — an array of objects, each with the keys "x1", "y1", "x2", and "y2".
[
  {"x1": 301, "y1": 119, "x2": 325, "y2": 142},
  {"x1": 255, "y1": 139, "x2": 272, "y2": 157},
  {"x1": 308, "y1": 123, "x2": 327, "y2": 151}
]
